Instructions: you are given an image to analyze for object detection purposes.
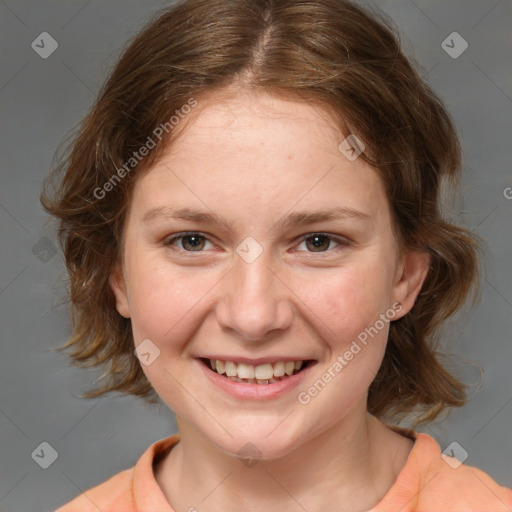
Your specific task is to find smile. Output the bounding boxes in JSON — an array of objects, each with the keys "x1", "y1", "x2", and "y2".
[
  {"x1": 207, "y1": 358, "x2": 306, "y2": 384},
  {"x1": 197, "y1": 357, "x2": 316, "y2": 400}
]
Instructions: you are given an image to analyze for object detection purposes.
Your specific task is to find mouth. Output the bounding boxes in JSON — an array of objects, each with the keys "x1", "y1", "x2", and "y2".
[{"x1": 200, "y1": 357, "x2": 314, "y2": 384}]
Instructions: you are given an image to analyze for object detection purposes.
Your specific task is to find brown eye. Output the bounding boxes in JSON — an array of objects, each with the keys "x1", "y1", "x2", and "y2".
[
  {"x1": 296, "y1": 233, "x2": 349, "y2": 253},
  {"x1": 305, "y1": 234, "x2": 331, "y2": 252},
  {"x1": 181, "y1": 234, "x2": 206, "y2": 251},
  {"x1": 164, "y1": 232, "x2": 212, "y2": 252}
]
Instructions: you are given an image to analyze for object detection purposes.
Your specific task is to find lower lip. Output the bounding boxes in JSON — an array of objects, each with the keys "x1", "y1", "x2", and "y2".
[{"x1": 196, "y1": 359, "x2": 316, "y2": 400}]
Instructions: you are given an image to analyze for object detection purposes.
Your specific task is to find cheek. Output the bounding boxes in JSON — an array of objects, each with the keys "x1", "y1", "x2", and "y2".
[
  {"x1": 125, "y1": 255, "x2": 216, "y2": 343},
  {"x1": 297, "y1": 259, "x2": 394, "y2": 343},
  {"x1": 292, "y1": 264, "x2": 394, "y2": 420}
]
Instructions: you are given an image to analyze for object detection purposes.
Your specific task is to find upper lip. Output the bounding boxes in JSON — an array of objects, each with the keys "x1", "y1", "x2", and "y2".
[{"x1": 197, "y1": 356, "x2": 314, "y2": 365}]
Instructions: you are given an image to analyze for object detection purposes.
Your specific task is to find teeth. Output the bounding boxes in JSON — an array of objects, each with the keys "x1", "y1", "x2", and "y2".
[
  {"x1": 225, "y1": 360, "x2": 237, "y2": 377},
  {"x1": 237, "y1": 363, "x2": 255, "y2": 379},
  {"x1": 215, "y1": 360, "x2": 225, "y2": 375},
  {"x1": 273, "y1": 362, "x2": 285, "y2": 377},
  {"x1": 255, "y1": 364, "x2": 274, "y2": 380},
  {"x1": 208, "y1": 358, "x2": 306, "y2": 382}
]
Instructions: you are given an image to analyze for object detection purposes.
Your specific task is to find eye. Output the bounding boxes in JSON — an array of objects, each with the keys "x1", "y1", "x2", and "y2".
[
  {"x1": 163, "y1": 231, "x2": 350, "y2": 254},
  {"x1": 163, "y1": 232, "x2": 214, "y2": 252},
  {"x1": 295, "y1": 233, "x2": 349, "y2": 253}
]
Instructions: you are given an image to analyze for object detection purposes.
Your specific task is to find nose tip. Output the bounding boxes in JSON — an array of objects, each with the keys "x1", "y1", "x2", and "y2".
[
  {"x1": 220, "y1": 299, "x2": 293, "y2": 342},
  {"x1": 215, "y1": 257, "x2": 293, "y2": 342}
]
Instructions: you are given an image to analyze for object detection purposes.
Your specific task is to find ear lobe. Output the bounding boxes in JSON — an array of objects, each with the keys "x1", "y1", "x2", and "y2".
[
  {"x1": 391, "y1": 251, "x2": 431, "y2": 320},
  {"x1": 109, "y1": 262, "x2": 131, "y2": 318}
]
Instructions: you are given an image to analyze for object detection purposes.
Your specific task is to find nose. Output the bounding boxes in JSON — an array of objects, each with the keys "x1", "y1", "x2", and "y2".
[{"x1": 215, "y1": 251, "x2": 294, "y2": 342}]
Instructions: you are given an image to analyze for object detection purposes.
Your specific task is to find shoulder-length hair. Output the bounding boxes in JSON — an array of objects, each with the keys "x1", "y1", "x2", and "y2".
[{"x1": 41, "y1": 0, "x2": 479, "y2": 426}]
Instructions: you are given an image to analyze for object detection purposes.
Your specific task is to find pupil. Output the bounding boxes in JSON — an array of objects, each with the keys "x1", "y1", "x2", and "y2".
[
  {"x1": 308, "y1": 235, "x2": 328, "y2": 252},
  {"x1": 184, "y1": 235, "x2": 204, "y2": 250}
]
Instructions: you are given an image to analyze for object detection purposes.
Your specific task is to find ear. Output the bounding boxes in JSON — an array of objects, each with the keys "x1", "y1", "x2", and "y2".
[
  {"x1": 391, "y1": 250, "x2": 431, "y2": 320},
  {"x1": 109, "y1": 262, "x2": 131, "y2": 318}
]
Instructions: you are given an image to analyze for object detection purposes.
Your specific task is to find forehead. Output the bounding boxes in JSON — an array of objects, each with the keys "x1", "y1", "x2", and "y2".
[
  {"x1": 166, "y1": 88, "x2": 344, "y2": 160},
  {"x1": 129, "y1": 89, "x2": 389, "y2": 227}
]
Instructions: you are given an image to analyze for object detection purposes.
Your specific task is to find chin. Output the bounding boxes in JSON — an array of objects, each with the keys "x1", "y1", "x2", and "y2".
[{"x1": 205, "y1": 416, "x2": 308, "y2": 462}]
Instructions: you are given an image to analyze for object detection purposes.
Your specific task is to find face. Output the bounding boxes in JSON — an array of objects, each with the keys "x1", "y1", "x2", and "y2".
[{"x1": 110, "y1": 88, "x2": 429, "y2": 460}]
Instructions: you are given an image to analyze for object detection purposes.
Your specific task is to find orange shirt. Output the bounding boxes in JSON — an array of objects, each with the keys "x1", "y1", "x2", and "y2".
[{"x1": 55, "y1": 429, "x2": 512, "y2": 511}]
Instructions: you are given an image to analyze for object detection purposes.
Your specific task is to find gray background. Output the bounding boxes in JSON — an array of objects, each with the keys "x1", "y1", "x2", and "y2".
[{"x1": 0, "y1": 1, "x2": 511, "y2": 510}]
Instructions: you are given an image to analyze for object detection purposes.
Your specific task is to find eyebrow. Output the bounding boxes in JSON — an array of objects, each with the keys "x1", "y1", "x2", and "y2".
[{"x1": 142, "y1": 206, "x2": 371, "y2": 230}]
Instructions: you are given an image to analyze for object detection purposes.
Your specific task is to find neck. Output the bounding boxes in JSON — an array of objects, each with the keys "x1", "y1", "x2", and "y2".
[{"x1": 156, "y1": 410, "x2": 411, "y2": 512}]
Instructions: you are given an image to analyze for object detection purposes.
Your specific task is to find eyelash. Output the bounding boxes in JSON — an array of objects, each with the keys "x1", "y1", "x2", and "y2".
[{"x1": 163, "y1": 231, "x2": 350, "y2": 255}]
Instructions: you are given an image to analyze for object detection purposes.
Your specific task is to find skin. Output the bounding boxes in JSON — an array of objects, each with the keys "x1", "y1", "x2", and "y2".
[{"x1": 110, "y1": 86, "x2": 431, "y2": 512}]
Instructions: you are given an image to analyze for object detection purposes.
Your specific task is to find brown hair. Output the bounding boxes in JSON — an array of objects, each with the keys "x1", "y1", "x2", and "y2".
[{"x1": 41, "y1": 0, "x2": 480, "y2": 426}]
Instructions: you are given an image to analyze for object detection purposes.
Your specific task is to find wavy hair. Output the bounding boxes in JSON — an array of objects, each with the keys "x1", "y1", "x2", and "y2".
[{"x1": 41, "y1": 0, "x2": 480, "y2": 426}]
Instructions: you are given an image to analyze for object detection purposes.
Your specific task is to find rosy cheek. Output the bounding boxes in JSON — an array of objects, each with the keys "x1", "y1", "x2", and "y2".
[
  {"x1": 318, "y1": 269, "x2": 381, "y2": 320},
  {"x1": 127, "y1": 269, "x2": 211, "y2": 344}
]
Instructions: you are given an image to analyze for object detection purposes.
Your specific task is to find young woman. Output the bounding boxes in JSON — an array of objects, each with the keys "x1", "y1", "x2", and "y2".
[{"x1": 43, "y1": 0, "x2": 512, "y2": 510}]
